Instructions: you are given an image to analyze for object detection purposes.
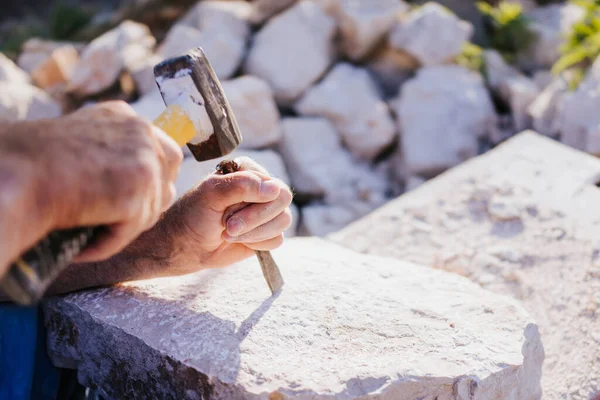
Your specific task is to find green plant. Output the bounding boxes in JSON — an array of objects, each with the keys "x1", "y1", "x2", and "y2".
[
  {"x1": 476, "y1": 1, "x2": 536, "y2": 63},
  {"x1": 49, "y1": 2, "x2": 94, "y2": 41},
  {"x1": 456, "y1": 42, "x2": 487, "y2": 76},
  {"x1": 552, "y1": 0, "x2": 600, "y2": 89}
]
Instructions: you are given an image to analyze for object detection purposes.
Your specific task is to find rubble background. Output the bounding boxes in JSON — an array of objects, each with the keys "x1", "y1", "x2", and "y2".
[{"x1": 1, "y1": 0, "x2": 597, "y2": 237}]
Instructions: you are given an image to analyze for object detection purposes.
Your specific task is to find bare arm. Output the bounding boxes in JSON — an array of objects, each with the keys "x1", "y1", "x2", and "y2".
[{"x1": 46, "y1": 157, "x2": 293, "y2": 296}]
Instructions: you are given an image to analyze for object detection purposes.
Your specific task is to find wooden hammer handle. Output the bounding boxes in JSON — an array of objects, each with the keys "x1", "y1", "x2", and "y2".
[{"x1": 216, "y1": 160, "x2": 284, "y2": 294}]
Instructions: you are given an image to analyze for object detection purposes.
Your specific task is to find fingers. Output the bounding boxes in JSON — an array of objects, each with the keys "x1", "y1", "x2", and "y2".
[
  {"x1": 73, "y1": 220, "x2": 148, "y2": 263},
  {"x1": 244, "y1": 235, "x2": 285, "y2": 251},
  {"x1": 199, "y1": 171, "x2": 281, "y2": 212},
  {"x1": 224, "y1": 180, "x2": 292, "y2": 237},
  {"x1": 233, "y1": 156, "x2": 271, "y2": 176},
  {"x1": 151, "y1": 125, "x2": 183, "y2": 212},
  {"x1": 222, "y1": 208, "x2": 293, "y2": 243}
]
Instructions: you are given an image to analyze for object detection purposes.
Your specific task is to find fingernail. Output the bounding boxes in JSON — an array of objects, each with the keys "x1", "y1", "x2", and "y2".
[
  {"x1": 227, "y1": 216, "x2": 245, "y2": 236},
  {"x1": 260, "y1": 180, "x2": 279, "y2": 196}
]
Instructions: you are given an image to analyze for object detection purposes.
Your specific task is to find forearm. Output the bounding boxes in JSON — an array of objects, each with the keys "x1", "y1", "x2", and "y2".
[{"x1": 46, "y1": 213, "x2": 193, "y2": 295}]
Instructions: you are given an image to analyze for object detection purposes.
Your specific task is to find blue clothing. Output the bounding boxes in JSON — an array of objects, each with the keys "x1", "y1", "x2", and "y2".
[{"x1": 0, "y1": 304, "x2": 61, "y2": 400}]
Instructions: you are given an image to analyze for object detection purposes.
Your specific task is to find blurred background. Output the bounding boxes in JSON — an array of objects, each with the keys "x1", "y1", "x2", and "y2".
[{"x1": 0, "y1": 0, "x2": 595, "y2": 237}]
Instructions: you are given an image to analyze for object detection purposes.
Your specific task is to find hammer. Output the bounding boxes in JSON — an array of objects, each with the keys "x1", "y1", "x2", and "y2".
[{"x1": 0, "y1": 47, "x2": 283, "y2": 305}]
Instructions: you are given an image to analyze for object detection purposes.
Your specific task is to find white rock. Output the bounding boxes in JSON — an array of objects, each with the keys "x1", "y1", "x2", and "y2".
[
  {"x1": 30, "y1": 45, "x2": 79, "y2": 90},
  {"x1": 0, "y1": 82, "x2": 61, "y2": 121},
  {"x1": 532, "y1": 70, "x2": 553, "y2": 90},
  {"x1": 166, "y1": 1, "x2": 251, "y2": 79},
  {"x1": 389, "y1": 2, "x2": 473, "y2": 66},
  {"x1": 330, "y1": 0, "x2": 409, "y2": 61},
  {"x1": 0, "y1": 53, "x2": 30, "y2": 84},
  {"x1": 68, "y1": 20, "x2": 155, "y2": 97},
  {"x1": 406, "y1": 175, "x2": 426, "y2": 191},
  {"x1": 366, "y1": 42, "x2": 420, "y2": 98},
  {"x1": 484, "y1": 51, "x2": 539, "y2": 133},
  {"x1": 279, "y1": 117, "x2": 389, "y2": 234},
  {"x1": 330, "y1": 131, "x2": 600, "y2": 399},
  {"x1": 44, "y1": 238, "x2": 543, "y2": 399},
  {"x1": 128, "y1": 53, "x2": 163, "y2": 96},
  {"x1": 558, "y1": 58, "x2": 600, "y2": 154},
  {"x1": 249, "y1": 0, "x2": 297, "y2": 24},
  {"x1": 17, "y1": 38, "x2": 84, "y2": 74},
  {"x1": 527, "y1": 78, "x2": 568, "y2": 138},
  {"x1": 244, "y1": 1, "x2": 336, "y2": 104},
  {"x1": 295, "y1": 63, "x2": 396, "y2": 160},
  {"x1": 130, "y1": 89, "x2": 164, "y2": 121},
  {"x1": 391, "y1": 65, "x2": 497, "y2": 175},
  {"x1": 156, "y1": 24, "x2": 203, "y2": 60},
  {"x1": 221, "y1": 76, "x2": 282, "y2": 149},
  {"x1": 518, "y1": 3, "x2": 585, "y2": 71}
]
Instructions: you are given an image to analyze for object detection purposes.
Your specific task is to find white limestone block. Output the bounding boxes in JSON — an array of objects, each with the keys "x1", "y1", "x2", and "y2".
[{"x1": 44, "y1": 237, "x2": 543, "y2": 399}]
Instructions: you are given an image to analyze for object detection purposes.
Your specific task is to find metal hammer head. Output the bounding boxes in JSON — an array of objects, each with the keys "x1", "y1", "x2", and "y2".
[{"x1": 153, "y1": 47, "x2": 242, "y2": 161}]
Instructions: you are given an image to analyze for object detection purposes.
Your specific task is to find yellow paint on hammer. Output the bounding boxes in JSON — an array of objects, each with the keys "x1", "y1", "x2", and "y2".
[{"x1": 154, "y1": 104, "x2": 197, "y2": 147}]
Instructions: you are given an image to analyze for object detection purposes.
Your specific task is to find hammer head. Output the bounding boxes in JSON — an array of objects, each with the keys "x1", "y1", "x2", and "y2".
[{"x1": 153, "y1": 47, "x2": 242, "y2": 161}]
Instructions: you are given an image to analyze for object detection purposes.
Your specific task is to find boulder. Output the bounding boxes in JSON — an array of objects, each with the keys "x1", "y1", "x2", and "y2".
[
  {"x1": 517, "y1": 3, "x2": 585, "y2": 71},
  {"x1": 44, "y1": 237, "x2": 543, "y2": 399},
  {"x1": 279, "y1": 117, "x2": 388, "y2": 200},
  {"x1": 389, "y1": 2, "x2": 473, "y2": 66},
  {"x1": 167, "y1": 1, "x2": 251, "y2": 79},
  {"x1": 128, "y1": 53, "x2": 163, "y2": 96},
  {"x1": 365, "y1": 41, "x2": 419, "y2": 98},
  {"x1": 557, "y1": 58, "x2": 600, "y2": 154},
  {"x1": 0, "y1": 52, "x2": 30, "y2": 84},
  {"x1": 331, "y1": 131, "x2": 600, "y2": 399},
  {"x1": 0, "y1": 82, "x2": 62, "y2": 121},
  {"x1": 17, "y1": 38, "x2": 84, "y2": 74},
  {"x1": 390, "y1": 65, "x2": 497, "y2": 176},
  {"x1": 244, "y1": 1, "x2": 336, "y2": 104},
  {"x1": 30, "y1": 45, "x2": 79, "y2": 90},
  {"x1": 248, "y1": 0, "x2": 297, "y2": 24},
  {"x1": 328, "y1": 0, "x2": 409, "y2": 61},
  {"x1": 527, "y1": 78, "x2": 567, "y2": 138},
  {"x1": 221, "y1": 76, "x2": 282, "y2": 149},
  {"x1": 484, "y1": 50, "x2": 539, "y2": 133},
  {"x1": 295, "y1": 63, "x2": 396, "y2": 160},
  {"x1": 68, "y1": 20, "x2": 156, "y2": 97}
]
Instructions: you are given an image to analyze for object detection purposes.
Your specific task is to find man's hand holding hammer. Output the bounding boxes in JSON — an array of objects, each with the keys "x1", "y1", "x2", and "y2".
[
  {"x1": 0, "y1": 101, "x2": 293, "y2": 294},
  {"x1": 0, "y1": 101, "x2": 183, "y2": 279}
]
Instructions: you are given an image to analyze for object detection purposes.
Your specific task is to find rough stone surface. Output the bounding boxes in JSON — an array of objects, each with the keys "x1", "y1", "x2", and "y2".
[
  {"x1": 0, "y1": 52, "x2": 30, "y2": 84},
  {"x1": 295, "y1": 63, "x2": 396, "y2": 160},
  {"x1": 472, "y1": 50, "x2": 538, "y2": 134},
  {"x1": 390, "y1": 65, "x2": 497, "y2": 176},
  {"x1": 17, "y1": 38, "x2": 84, "y2": 74},
  {"x1": 44, "y1": 238, "x2": 543, "y2": 399},
  {"x1": 329, "y1": 0, "x2": 409, "y2": 61},
  {"x1": 244, "y1": 1, "x2": 336, "y2": 104},
  {"x1": 168, "y1": 1, "x2": 251, "y2": 79},
  {"x1": 331, "y1": 131, "x2": 600, "y2": 400},
  {"x1": 221, "y1": 76, "x2": 282, "y2": 149},
  {"x1": 527, "y1": 77, "x2": 567, "y2": 138},
  {"x1": 127, "y1": 53, "x2": 163, "y2": 96},
  {"x1": 249, "y1": 0, "x2": 297, "y2": 24},
  {"x1": 518, "y1": 3, "x2": 585, "y2": 71},
  {"x1": 557, "y1": 58, "x2": 600, "y2": 155},
  {"x1": 389, "y1": 2, "x2": 473, "y2": 66},
  {"x1": 68, "y1": 20, "x2": 155, "y2": 97},
  {"x1": 0, "y1": 82, "x2": 62, "y2": 121},
  {"x1": 30, "y1": 45, "x2": 79, "y2": 90},
  {"x1": 365, "y1": 42, "x2": 419, "y2": 98}
]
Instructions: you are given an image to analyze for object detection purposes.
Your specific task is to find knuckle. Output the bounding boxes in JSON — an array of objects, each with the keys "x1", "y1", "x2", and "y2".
[
  {"x1": 279, "y1": 185, "x2": 293, "y2": 205},
  {"x1": 236, "y1": 174, "x2": 260, "y2": 196},
  {"x1": 271, "y1": 235, "x2": 284, "y2": 248}
]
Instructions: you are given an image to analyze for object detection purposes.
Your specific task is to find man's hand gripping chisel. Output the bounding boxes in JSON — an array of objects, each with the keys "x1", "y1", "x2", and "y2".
[{"x1": 0, "y1": 47, "x2": 283, "y2": 305}]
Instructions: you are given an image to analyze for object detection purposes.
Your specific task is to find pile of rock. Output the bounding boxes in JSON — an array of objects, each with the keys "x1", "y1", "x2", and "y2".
[{"x1": 2, "y1": 0, "x2": 599, "y2": 237}]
